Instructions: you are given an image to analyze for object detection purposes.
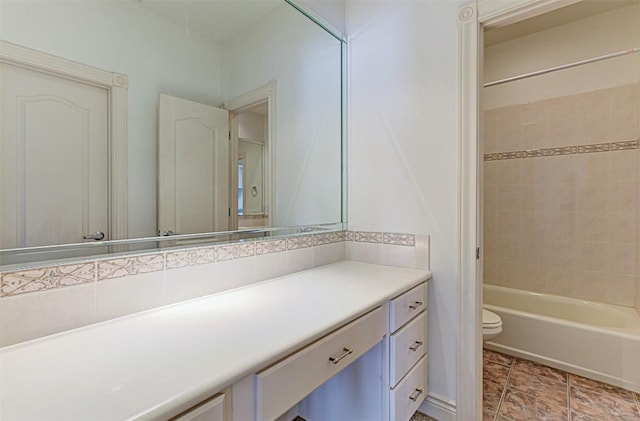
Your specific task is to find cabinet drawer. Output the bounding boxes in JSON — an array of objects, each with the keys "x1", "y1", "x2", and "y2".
[
  {"x1": 390, "y1": 311, "x2": 427, "y2": 386},
  {"x1": 390, "y1": 355, "x2": 428, "y2": 421},
  {"x1": 255, "y1": 307, "x2": 385, "y2": 421},
  {"x1": 390, "y1": 282, "x2": 427, "y2": 332},
  {"x1": 171, "y1": 393, "x2": 224, "y2": 421}
]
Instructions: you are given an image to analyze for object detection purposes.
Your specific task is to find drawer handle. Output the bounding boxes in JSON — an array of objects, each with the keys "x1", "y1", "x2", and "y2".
[
  {"x1": 329, "y1": 347, "x2": 353, "y2": 365},
  {"x1": 409, "y1": 340, "x2": 423, "y2": 351},
  {"x1": 409, "y1": 301, "x2": 423, "y2": 310},
  {"x1": 409, "y1": 388, "x2": 424, "y2": 402}
]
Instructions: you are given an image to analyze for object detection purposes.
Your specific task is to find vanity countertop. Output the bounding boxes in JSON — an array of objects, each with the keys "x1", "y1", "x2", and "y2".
[{"x1": 0, "y1": 261, "x2": 430, "y2": 421}]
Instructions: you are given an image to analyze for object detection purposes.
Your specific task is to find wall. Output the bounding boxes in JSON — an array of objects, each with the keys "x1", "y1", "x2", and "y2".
[
  {"x1": 483, "y1": 5, "x2": 640, "y2": 309},
  {"x1": 484, "y1": 4, "x2": 640, "y2": 108},
  {"x1": 0, "y1": 1, "x2": 223, "y2": 239},
  {"x1": 346, "y1": 0, "x2": 466, "y2": 411},
  {"x1": 221, "y1": 3, "x2": 342, "y2": 228}
]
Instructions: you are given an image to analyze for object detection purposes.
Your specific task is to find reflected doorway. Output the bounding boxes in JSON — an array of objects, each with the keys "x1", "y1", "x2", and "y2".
[{"x1": 227, "y1": 82, "x2": 275, "y2": 230}]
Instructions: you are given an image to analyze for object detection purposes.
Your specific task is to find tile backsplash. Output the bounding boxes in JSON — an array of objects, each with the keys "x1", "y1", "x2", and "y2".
[{"x1": 0, "y1": 230, "x2": 429, "y2": 347}]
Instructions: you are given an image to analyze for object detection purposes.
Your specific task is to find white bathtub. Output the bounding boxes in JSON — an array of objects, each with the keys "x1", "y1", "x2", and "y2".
[{"x1": 484, "y1": 284, "x2": 640, "y2": 393}]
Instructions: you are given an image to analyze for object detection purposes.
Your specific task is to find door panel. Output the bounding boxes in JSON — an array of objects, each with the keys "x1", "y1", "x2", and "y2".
[
  {"x1": 1, "y1": 62, "x2": 109, "y2": 248},
  {"x1": 158, "y1": 94, "x2": 229, "y2": 235}
]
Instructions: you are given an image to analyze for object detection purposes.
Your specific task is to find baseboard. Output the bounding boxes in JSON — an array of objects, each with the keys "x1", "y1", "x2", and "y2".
[{"x1": 419, "y1": 392, "x2": 456, "y2": 421}]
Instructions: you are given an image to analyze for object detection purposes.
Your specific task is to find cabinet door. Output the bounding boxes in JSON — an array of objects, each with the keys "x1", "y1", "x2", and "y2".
[{"x1": 172, "y1": 394, "x2": 224, "y2": 421}]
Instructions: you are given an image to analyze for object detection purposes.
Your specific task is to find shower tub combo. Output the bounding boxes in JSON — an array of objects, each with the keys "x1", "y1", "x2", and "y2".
[{"x1": 484, "y1": 284, "x2": 640, "y2": 393}]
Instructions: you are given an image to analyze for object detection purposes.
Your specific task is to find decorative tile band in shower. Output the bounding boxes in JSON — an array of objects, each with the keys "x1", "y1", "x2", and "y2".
[{"x1": 484, "y1": 138, "x2": 639, "y2": 161}]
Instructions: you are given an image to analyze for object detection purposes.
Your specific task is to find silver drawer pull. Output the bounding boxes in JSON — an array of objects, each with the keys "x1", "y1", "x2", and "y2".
[
  {"x1": 409, "y1": 388, "x2": 424, "y2": 402},
  {"x1": 329, "y1": 347, "x2": 353, "y2": 365},
  {"x1": 409, "y1": 341, "x2": 423, "y2": 351},
  {"x1": 409, "y1": 301, "x2": 423, "y2": 310}
]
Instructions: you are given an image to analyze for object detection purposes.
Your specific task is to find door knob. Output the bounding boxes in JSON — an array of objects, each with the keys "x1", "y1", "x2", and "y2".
[{"x1": 83, "y1": 231, "x2": 105, "y2": 241}]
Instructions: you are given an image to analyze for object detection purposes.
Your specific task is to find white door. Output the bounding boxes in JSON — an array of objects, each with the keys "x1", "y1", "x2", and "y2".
[
  {"x1": 0, "y1": 62, "x2": 109, "y2": 248},
  {"x1": 158, "y1": 94, "x2": 229, "y2": 236}
]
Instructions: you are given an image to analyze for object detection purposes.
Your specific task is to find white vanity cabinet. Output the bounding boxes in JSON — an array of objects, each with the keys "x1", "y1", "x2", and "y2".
[
  {"x1": 255, "y1": 307, "x2": 386, "y2": 421},
  {"x1": 171, "y1": 394, "x2": 225, "y2": 421},
  {"x1": 388, "y1": 282, "x2": 428, "y2": 421},
  {"x1": 0, "y1": 262, "x2": 431, "y2": 421},
  {"x1": 244, "y1": 281, "x2": 429, "y2": 421}
]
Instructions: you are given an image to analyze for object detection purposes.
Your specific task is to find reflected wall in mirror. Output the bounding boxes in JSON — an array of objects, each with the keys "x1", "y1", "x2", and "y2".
[{"x1": 0, "y1": 0, "x2": 342, "y2": 257}]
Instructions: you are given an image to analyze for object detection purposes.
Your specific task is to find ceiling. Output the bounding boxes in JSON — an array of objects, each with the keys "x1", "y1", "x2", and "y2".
[
  {"x1": 484, "y1": 0, "x2": 638, "y2": 46},
  {"x1": 138, "y1": 0, "x2": 282, "y2": 44}
]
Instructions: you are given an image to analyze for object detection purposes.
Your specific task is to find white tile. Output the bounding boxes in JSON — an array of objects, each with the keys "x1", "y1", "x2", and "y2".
[
  {"x1": 346, "y1": 241, "x2": 381, "y2": 265},
  {"x1": 378, "y1": 244, "x2": 416, "y2": 269},
  {"x1": 0, "y1": 283, "x2": 97, "y2": 347},
  {"x1": 96, "y1": 271, "x2": 167, "y2": 322},
  {"x1": 214, "y1": 259, "x2": 258, "y2": 292},
  {"x1": 415, "y1": 235, "x2": 430, "y2": 270},
  {"x1": 286, "y1": 247, "x2": 314, "y2": 273},
  {"x1": 312, "y1": 242, "x2": 346, "y2": 268},
  {"x1": 164, "y1": 263, "x2": 219, "y2": 304},
  {"x1": 252, "y1": 252, "x2": 288, "y2": 282}
]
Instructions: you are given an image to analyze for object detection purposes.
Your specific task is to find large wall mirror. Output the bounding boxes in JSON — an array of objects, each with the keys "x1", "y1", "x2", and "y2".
[{"x1": 0, "y1": 0, "x2": 344, "y2": 266}]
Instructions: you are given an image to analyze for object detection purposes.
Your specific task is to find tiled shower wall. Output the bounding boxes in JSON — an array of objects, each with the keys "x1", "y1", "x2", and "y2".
[
  {"x1": 483, "y1": 83, "x2": 640, "y2": 309},
  {"x1": 0, "y1": 231, "x2": 428, "y2": 347}
]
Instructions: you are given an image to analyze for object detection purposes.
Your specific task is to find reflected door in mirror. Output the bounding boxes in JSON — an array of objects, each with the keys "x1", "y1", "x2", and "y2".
[
  {"x1": 158, "y1": 94, "x2": 229, "y2": 236},
  {"x1": 1, "y1": 62, "x2": 109, "y2": 248}
]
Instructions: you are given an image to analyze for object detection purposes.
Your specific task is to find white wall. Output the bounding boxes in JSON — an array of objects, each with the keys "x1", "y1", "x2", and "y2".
[
  {"x1": 484, "y1": 3, "x2": 640, "y2": 109},
  {"x1": 346, "y1": 0, "x2": 466, "y2": 407},
  {"x1": 222, "y1": 4, "x2": 342, "y2": 227},
  {"x1": 299, "y1": 0, "x2": 347, "y2": 35},
  {"x1": 0, "y1": 1, "x2": 223, "y2": 239}
]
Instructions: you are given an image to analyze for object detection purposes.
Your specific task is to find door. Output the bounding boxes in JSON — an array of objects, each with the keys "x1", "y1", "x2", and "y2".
[
  {"x1": 158, "y1": 94, "x2": 229, "y2": 236},
  {"x1": 0, "y1": 62, "x2": 109, "y2": 248}
]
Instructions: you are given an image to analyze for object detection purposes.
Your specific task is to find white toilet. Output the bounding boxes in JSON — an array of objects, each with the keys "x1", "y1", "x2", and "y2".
[{"x1": 482, "y1": 309, "x2": 502, "y2": 342}]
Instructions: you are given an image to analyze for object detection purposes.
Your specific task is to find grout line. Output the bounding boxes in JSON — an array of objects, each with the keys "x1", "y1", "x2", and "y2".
[
  {"x1": 567, "y1": 374, "x2": 572, "y2": 421},
  {"x1": 494, "y1": 357, "x2": 513, "y2": 419}
]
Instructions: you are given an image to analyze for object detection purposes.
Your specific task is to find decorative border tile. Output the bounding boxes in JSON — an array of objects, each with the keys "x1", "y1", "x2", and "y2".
[
  {"x1": 1, "y1": 263, "x2": 95, "y2": 296},
  {"x1": 313, "y1": 232, "x2": 344, "y2": 246},
  {"x1": 216, "y1": 243, "x2": 256, "y2": 261},
  {"x1": 98, "y1": 254, "x2": 165, "y2": 280},
  {"x1": 545, "y1": 146, "x2": 577, "y2": 156},
  {"x1": 255, "y1": 239, "x2": 287, "y2": 255},
  {"x1": 522, "y1": 149, "x2": 544, "y2": 158},
  {"x1": 165, "y1": 247, "x2": 217, "y2": 269},
  {"x1": 353, "y1": 231, "x2": 383, "y2": 243},
  {"x1": 577, "y1": 143, "x2": 609, "y2": 154},
  {"x1": 484, "y1": 138, "x2": 639, "y2": 161},
  {"x1": 611, "y1": 140, "x2": 638, "y2": 151},
  {"x1": 286, "y1": 235, "x2": 314, "y2": 250},
  {"x1": 383, "y1": 233, "x2": 416, "y2": 246},
  {"x1": 0, "y1": 231, "x2": 350, "y2": 296}
]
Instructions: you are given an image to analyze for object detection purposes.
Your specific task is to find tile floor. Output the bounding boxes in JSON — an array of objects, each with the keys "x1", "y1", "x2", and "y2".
[
  {"x1": 483, "y1": 349, "x2": 640, "y2": 420},
  {"x1": 410, "y1": 411, "x2": 437, "y2": 421}
]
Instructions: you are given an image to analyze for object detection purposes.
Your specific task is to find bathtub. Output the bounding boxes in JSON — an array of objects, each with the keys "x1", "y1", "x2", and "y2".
[{"x1": 484, "y1": 284, "x2": 640, "y2": 393}]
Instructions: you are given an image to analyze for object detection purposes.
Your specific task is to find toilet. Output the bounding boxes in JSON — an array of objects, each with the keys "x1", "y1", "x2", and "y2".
[{"x1": 482, "y1": 309, "x2": 502, "y2": 342}]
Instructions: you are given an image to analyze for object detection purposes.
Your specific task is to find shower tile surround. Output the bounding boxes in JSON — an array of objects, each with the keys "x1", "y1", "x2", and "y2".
[
  {"x1": 0, "y1": 230, "x2": 428, "y2": 347},
  {"x1": 483, "y1": 349, "x2": 640, "y2": 421},
  {"x1": 483, "y1": 83, "x2": 640, "y2": 309}
]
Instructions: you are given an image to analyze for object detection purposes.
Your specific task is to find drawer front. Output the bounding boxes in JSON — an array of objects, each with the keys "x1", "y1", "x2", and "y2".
[
  {"x1": 390, "y1": 282, "x2": 427, "y2": 332},
  {"x1": 390, "y1": 355, "x2": 428, "y2": 421},
  {"x1": 390, "y1": 311, "x2": 427, "y2": 386},
  {"x1": 172, "y1": 393, "x2": 224, "y2": 421},
  {"x1": 255, "y1": 307, "x2": 385, "y2": 421}
]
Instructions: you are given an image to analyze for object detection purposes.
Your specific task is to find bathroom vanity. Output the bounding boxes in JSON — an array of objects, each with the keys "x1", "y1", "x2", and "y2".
[{"x1": 0, "y1": 261, "x2": 430, "y2": 421}]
